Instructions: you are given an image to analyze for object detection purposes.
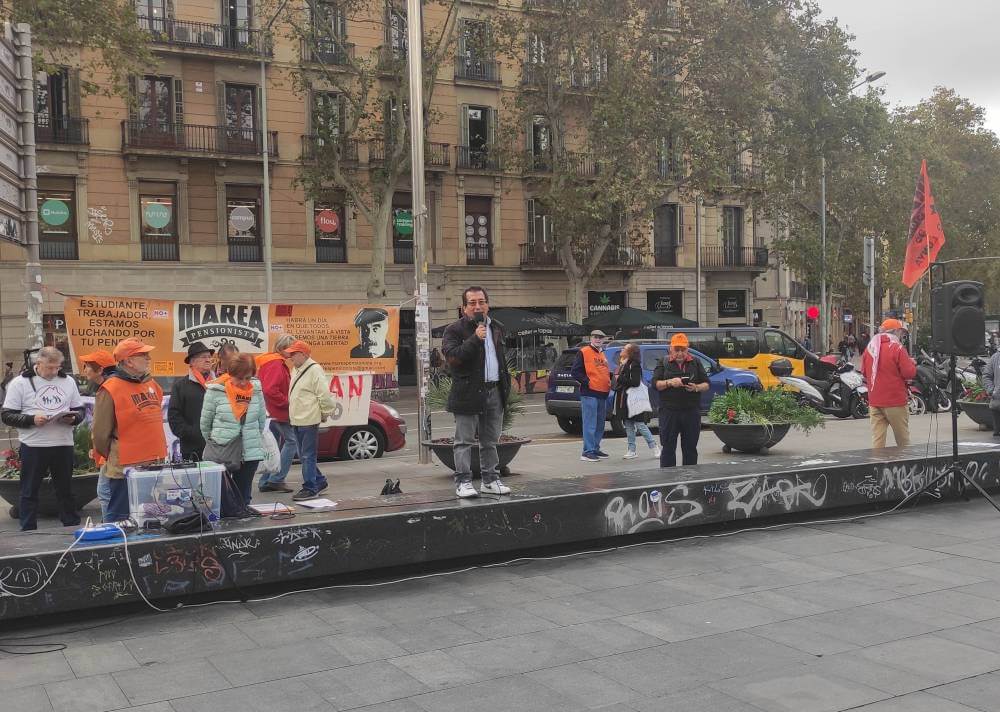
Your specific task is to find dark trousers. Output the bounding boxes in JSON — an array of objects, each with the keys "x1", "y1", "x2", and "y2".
[
  {"x1": 18, "y1": 444, "x2": 78, "y2": 531},
  {"x1": 992, "y1": 408, "x2": 1000, "y2": 436},
  {"x1": 223, "y1": 460, "x2": 260, "y2": 517},
  {"x1": 659, "y1": 408, "x2": 701, "y2": 467},
  {"x1": 106, "y1": 477, "x2": 130, "y2": 523}
]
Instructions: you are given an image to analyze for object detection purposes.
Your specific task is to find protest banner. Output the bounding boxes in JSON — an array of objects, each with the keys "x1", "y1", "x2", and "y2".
[
  {"x1": 63, "y1": 296, "x2": 399, "y2": 376},
  {"x1": 320, "y1": 372, "x2": 373, "y2": 428}
]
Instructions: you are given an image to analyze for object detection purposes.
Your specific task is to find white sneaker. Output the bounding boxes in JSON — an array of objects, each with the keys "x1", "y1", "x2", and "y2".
[
  {"x1": 623, "y1": 451, "x2": 638, "y2": 460},
  {"x1": 481, "y1": 480, "x2": 511, "y2": 495},
  {"x1": 653, "y1": 446, "x2": 662, "y2": 458},
  {"x1": 456, "y1": 482, "x2": 479, "y2": 498}
]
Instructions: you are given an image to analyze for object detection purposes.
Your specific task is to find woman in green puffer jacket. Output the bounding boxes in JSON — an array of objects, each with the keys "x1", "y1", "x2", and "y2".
[{"x1": 200, "y1": 354, "x2": 267, "y2": 514}]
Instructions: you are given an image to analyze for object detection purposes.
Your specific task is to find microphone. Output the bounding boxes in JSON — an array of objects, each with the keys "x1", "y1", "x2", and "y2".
[{"x1": 473, "y1": 313, "x2": 485, "y2": 325}]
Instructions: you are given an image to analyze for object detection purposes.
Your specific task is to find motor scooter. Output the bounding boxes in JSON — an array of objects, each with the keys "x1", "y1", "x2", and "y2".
[{"x1": 769, "y1": 358, "x2": 869, "y2": 419}]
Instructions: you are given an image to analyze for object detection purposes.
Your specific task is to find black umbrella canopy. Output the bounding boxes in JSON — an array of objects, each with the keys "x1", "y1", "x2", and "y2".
[
  {"x1": 583, "y1": 307, "x2": 698, "y2": 330},
  {"x1": 431, "y1": 308, "x2": 587, "y2": 338}
]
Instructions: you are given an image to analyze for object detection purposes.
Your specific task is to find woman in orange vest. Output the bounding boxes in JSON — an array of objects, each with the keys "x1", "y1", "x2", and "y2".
[
  {"x1": 92, "y1": 338, "x2": 168, "y2": 523},
  {"x1": 79, "y1": 350, "x2": 116, "y2": 521}
]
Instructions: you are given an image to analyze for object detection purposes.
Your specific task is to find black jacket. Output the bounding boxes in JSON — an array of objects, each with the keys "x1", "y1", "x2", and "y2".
[
  {"x1": 0, "y1": 368, "x2": 85, "y2": 429},
  {"x1": 652, "y1": 357, "x2": 708, "y2": 411},
  {"x1": 612, "y1": 359, "x2": 648, "y2": 421},
  {"x1": 168, "y1": 375, "x2": 208, "y2": 458},
  {"x1": 441, "y1": 315, "x2": 510, "y2": 415}
]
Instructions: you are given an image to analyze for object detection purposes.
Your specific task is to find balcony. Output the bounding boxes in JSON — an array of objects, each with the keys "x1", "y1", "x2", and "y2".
[
  {"x1": 519, "y1": 242, "x2": 643, "y2": 269},
  {"x1": 656, "y1": 158, "x2": 683, "y2": 181},
  {"x1": 393, "y1": 241, "x2": 414, "y2": 264},
  {"x1": 426, "y1": 142, "x2": 450, "y2": 168},
  {"x1": 35, "y1": 116, "x2": 89, "y2": 146},
  {"x1": 457, "y1": 145, "x2": 500, "y2": 171},
  {"x1": 316, "y1": 239, "x2": 347, "y2": 263},
  {"x1": 728, "y1": 160, "x2": 763, "y2": 185},
  {"x1": 455, "y1": 58, "x2": 501, "y2": 84},
  {"x1": 140, "y1": 17, "x2": 271, "y2": 57},
  {"x1": 122, "y1": 121, "x2": 278, "y2": 160},
  {"x1": 701, "y1": 245, "x2": 769, "y2": 271},
  {"x1": 228, "y1": 236, "x2": 262, "y2": 263},
  {"x1": 466, "y1": 242, "x2": 493, "y2": 265},
  {"x1": 653, "y1": 245, "x2": 678, "y2": 267},
  {"x1": 39, "y1": 235, "x2": 78, "y2": 260},
  {"x1": 141, "y1": 235, "x2": 179, "y2": 261},
  {"x1": 303, "y1": 37, "x2": 354, "y2": 65},
  {"x1": 378, "y1": 45, "x2": 407, "y2": 73},
  {"x1": 300, "y1": 135, "x2": 359, "y2": 162}
]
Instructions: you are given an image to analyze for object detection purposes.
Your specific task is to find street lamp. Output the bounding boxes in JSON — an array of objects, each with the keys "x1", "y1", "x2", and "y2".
[{"x1": 819, "y1": 70, "x2": 885, "y2": 353}]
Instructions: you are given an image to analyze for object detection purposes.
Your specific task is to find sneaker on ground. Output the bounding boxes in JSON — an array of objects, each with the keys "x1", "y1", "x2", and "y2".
[
  {"x1": 259, "y1": 483, "x2": 294, "y2": 493},
  {"x1": 580, "y1": 454, "x2": 599, "y2": 462},
  {"x1": 456, "y1": 482, "x2": 479, "y2": 498},
  {"x1": 481, "y1": 480, "x2": 511, "y2": 495},
  {"x1": 623, "y1": 451, "x2": 638, "y2": 460},
  {"x1": 653, "y1": 446, "x2": 662, "y2": 457},
  {"x1": 314, "y1": 481, "x2": 329, "y2": 494},
  {"x1": 595, "y1": 451, "x2": 610, "y2": 459},
  {"x1": 292, "y1": 488, "x2": 318, "y2": 501}
]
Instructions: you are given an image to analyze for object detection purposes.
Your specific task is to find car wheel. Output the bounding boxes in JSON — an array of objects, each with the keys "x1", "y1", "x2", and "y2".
[
  {"x1": 556, "y1": 416, "x2": 582, "y2": 434},
  {"x1": 609, "y1": 415, "x2": 626, "y2": 437},
  {"x1": 339, "y1": 425, "x2": 385, "y2": 460}
]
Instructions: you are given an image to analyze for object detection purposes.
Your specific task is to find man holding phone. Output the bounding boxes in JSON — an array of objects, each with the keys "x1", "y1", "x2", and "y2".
[
  {"x1": 652, "y1": 333, "x2": 709, "y2": 467},
  {"x1": 1, "y1": 346, "x2": 85, "y2": 530}
]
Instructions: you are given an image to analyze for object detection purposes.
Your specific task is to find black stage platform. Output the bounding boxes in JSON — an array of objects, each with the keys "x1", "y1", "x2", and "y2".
[{"x1": 2, "y1": 443, "x2": 999, "y2": 621}]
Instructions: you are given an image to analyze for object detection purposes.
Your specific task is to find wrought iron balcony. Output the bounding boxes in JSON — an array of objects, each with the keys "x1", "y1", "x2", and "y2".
[
  {"x1": 35, "y1": 115, "x2": 89, "y2": 145},
  {"x1": 653, "y1": 245, "x2": 678, "y2": 267},
  {"x1": 426, "y1": 142, "x2": 450, "y2": 168},
  {"x1": 316, "y1": 239, "x2": 347, "y2": 263},
  {"x1": 141, "y1": 235, "x2": 179, "y2": 261},
  {"x1": 393, "y1": 241, "x2": 414, "y2": 264},
  {"x1": 457, "y1": 145, "x2": 500, "y2": 171},
  {"x1": 300, "y1": 134, "x2": 359, "y2": 162},
  {"x1": 303, "y1": 37, "x2": 355, "y2": 65},
  {"x1": 728, "y1": 160, "x2": 764, "y2": 185},
  {"x1": 39, "y1": 234, "x2": 78, "y2": 260},
  {"x1": 455, "y1": 58, "x2": 501, "y2": 83},
  {"x1": 140, "y1": 17, "x2": 271, "y2": 56},
  {"x1": 466, "y1": 242, "x2": 493, "y2": 265},
  {"x1": 520, "y1": 242, "x2": 643, "y2": 269},
  {"x1": 701, "y1": 245, "x2": 769, "y2": 270},
  {"x1": 122, "y1": 121, "x2": 277, "y2": 158}
]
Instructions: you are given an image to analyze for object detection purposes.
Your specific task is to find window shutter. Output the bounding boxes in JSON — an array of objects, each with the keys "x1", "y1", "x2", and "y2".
[
  {"x1": 173, "y1": 78, "x2": 184, "y2": 125},
  {"x1": 526, "y1": 199, "x2": 535, "y2": 243},
  {"x1": 216, "y1": 81, "x2": 227, "y2": 127},
  {"x1": 337, "y1": 6, "x2": 347, "y2": 38},
  {"x1": 68, "y1": 69, "x2": 81, "y2": 118},
  {"x1": 460, "y1": 104, "x2": 469, "y2": 146},
  {"x1": 254, "y1": 85, "x2": 261, "y2": 132},
  {"x1": 488, "y1": 107, "x2": 497, "y2": 147},
  {"x1": 458, "y1": 19, "x2": 467, "y2": 62},
  {"x1": 675, "y1": 203, "x2": 684, "y2": 245},
  {"x1": 128, "y1": 75, "x2": 138, "y2": 121}
]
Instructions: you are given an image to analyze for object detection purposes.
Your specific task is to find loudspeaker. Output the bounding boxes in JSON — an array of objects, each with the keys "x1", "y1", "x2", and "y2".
[{"x1": 931, "y1": 280, "x2": 986, "y2": 355}]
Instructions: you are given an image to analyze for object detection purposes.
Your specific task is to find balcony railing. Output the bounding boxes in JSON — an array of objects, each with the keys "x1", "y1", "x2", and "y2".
[
  {"x1": 378, "y1": 45, "x2": 408, "y2": 72},
  {"x1": 303, "y1": 37, "x2": 355, "y2": 65},
  {"x1": 601, "y1": 244, "x2": 645, "y2": 268},
  {"x1": 393, "y1": 241, "x2": 414, "y2": 264},
  {"x1": 140, "y1": 17, "x2": 271, "y2": 56},
  {"x1": 35, "y1": 115, "x2": 89, "y2": 145},
  {"x1": 426, "y1": 142, "x2": 450, "y2": 168},
  {"x1": 728, "y1": 161, "x2": 763, "y2": 185},
  {"x1": 455, "y1": 58, "x2": 501, "y2": 83},
  {"x1": 657, "y1": 158, "x2": 683, "y2": 181},
  {"x1": 701, "y1": 245, "x2": 769, "y2": 269},
  {"x1": 789, "y1": 280, "x2": 809, "y2": 300},
  {"x1": 122, "y1": 121, "x2": 277, "y2": 157},
  {"x1": 457, "y1": 145, "x2": 500, "y2": 171},
  {"x1": 520, "y1": 242, "x2": 642, "y2": 268},
  {"x1": 39, "y1": 235, "x2": 78, "y2": 260},
  {"x1": 316, "y1": 239, "x2": 347, "y2": 263},
  {"x1": 301, "y1": 134, "x2": 359, "y2": 162},
  {"x1": 228, "y1": 237, "x2": 262, "y2": 262},
  {"x1": 529, "y1": 151, "x2": 597, "y2": 177},
  {"x1": 466, "y1": 242, "x2": 493, "y2": 265},
  {"x1": 653, "y1": 245, "x2": 677, "y2": 267},
  {"x1": 141, "y1": 235, "x2": 179, "y2": 261}
]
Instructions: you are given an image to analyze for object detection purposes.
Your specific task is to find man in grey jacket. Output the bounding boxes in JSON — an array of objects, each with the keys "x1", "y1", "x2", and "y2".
[{"x1": 984, "y1": 349, "x2": 1000, "y2": 437}]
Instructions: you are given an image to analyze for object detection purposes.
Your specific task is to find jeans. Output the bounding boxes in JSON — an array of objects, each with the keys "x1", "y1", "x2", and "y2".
[
  {"x1": 453, "y1": 384, "x2": 503, "y2": 485},
  {"x1": 293, "y1": 424, "x2": 326, "y2": 492},
  {"x1": 18, "y1": 444, "x2": 78, "y2": 531},
  {"x1": 96, "y1": 467, "x2": 111, "y2": 522},
  {"x1": 580, "y1": 395, "x2": 607, "y2": 457},
  {"x1": 106, "y1": 477, "x2": 130, "y2": 523},
  {"x1": 625, "y1": 418, "x2": 656, "y2": 452},
  {"x1": 659, "y1": 408, "x2": 701, "y2": 467},
  {"x1": 259, "y1": 420, "x2": 297, "y2": 487}
]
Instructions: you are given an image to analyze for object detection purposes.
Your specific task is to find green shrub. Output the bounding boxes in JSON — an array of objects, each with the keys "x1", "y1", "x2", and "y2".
[{"x1": 707, "y1": 387, "x2": 825, "y2": 434}]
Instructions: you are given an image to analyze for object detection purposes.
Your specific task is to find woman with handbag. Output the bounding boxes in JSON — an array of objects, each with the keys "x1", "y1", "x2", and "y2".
[
  {"x1": 613, "y1": 343, "x2": 660, "y2": 460},
  {"x1": 200, "y1": 354, "x2": 268, "y2": 516}
]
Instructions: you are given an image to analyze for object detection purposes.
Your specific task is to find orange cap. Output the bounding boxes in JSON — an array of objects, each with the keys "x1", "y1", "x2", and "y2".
[
  {"x1": 285, "y1": 340, "x2": 311, "y2": 356},
  {"x1": 880, "y1": 318, "x2": 905, "y2": 332},
  {"x1": 79, "y1": 350, "x2": 116, "y2": 369},
  {"x1": 112, "y1": 338, "x2": 154, "y2": 361},
  {"x1": 670, "y1": 333, "x2": 690, "y2": 348}
]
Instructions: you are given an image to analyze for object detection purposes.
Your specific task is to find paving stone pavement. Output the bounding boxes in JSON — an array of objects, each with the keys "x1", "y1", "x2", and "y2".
[{"x1": 7, "y1": 498, "x2": 1000, "y2": 711}]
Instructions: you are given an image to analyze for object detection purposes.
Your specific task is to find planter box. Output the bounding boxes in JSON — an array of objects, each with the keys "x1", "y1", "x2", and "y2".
[
  {"x1": 960, "y1": 400, "x2": 995, "y2": 430},
  {"x1": 708, "y1": 423, "x2": 792, "y2": 454},
  {"x1": 429, "y1": 437, "x2": 530, "y2": 477},
  {"x1": 0, "y1": 472, "x2": 99, "y2": 519}
]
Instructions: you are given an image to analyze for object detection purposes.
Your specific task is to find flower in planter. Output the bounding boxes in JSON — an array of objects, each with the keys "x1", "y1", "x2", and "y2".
[{"x1": 1, "y1": 448, "x2": 20, "y2": 479}]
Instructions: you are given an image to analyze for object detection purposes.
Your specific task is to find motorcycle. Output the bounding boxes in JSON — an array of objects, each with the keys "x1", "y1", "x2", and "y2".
[
  {"x1": 914, "y1": 350, "x2": 952, "y2": 413},
  {"x1": 769, "y1": 358, "x2": 869, "y2": 419}
]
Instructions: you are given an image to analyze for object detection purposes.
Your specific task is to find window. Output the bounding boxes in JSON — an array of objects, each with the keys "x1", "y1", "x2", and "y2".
[
  {"x1": 224, "y1": 83, "x2": 258, "y2": 151},
  {"x1": 313, "y1": 91, "x2": 342, "y2": 142},
  {"x1": 641, "y1": 348, "x2": 667, "y2": 371},
  {"x1": 530, "y1": 115, "x2": 550, "y2": 169},
  {"x1": 653, "y1": 203, "x2": 681, "y2": 266},
  {"x1": 35, "y1": 69, "x2": 68, "y2": 123},
  {"x1": 765, "y1": 330, "x2": 799, "y2": 358},
  {"x1": 226, "y1": 185, "x2": 262, "y2": 262},
  {"x1": 35, "y1": 68, "x2": 84, "y2": 143},
  {"x1": 136, "y1": 0, "x2": 168, "y2": 32},
  {"x1": 526, "y1": 199, "x2": 552, "y2": 245},
  {"x1": 459, "y1": 105, "x2": 497, "y2": 169},
  {"x1": 37, "y1": 177, "x2": 77, "y2": 260},
  {"x1": 464, "y1": 196, "x2": 492, "y2": 265},
  {"x1": 722, "y1": 331, "x2": 759, "y2": 358},
  {"x1": 458, "y1": 19, "x2": 494, "y2": 80},
  {"x1": 657, "y1": 134, "x2": 681, "y2": 179},
  {"x1": 570, "y1": 48, "x2": 608, "y2": 88},
  {"x1": 686, "y1": 332, "x2": 722, "y2": 360},
  {"x1": 722, "y1": 206, "x2": 743, "y2": 265},
  {"x1": 387, "y1": 3, "x2": 407, "y2": 58},
  {"x1": 392, "y1": 192, "x2": 413, "y2": 264},
  {"x1": 312, "y1": 1, "x2": 347, "y2": 61},
  {"x1": 314, "y1": 200, "x2": 346, "y2": 263},
  {"x1": 139, "y1": 181, "x2": 178, "y2": 261},
  {"x1": 527, "y1": 33, "x2": 547, "y2": 66},
  {"x1": 136, "y1": 75, "x2": 174, "y2": 128}
]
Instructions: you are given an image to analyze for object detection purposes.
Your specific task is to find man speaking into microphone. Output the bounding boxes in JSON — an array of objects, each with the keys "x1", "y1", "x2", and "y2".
[{"x1": 441, "y1": 286, "x2": 512, "y2": 498}]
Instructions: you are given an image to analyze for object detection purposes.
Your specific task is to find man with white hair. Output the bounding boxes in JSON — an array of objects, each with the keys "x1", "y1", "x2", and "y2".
[
  {"x1": 1, "y1": 346, "x2": 85, "y2": 530},
  {"x1": 861, "y1": 318, "x2": 917, "y2": 448}
]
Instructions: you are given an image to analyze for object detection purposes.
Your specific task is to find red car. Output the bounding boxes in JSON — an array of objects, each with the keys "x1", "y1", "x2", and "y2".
[{"x1": 317, "y1": 402, "x2": 407, "y2": 460}]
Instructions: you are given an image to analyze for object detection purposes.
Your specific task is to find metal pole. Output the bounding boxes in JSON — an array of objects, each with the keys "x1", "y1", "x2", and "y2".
[
  {"x1": 406, "y1": 0, "x2": 431, "y2": 463},
  {"x1": 14, "y1": 24, "x2": 41, "y2": 351},
  {"x1": 868, "y1": 237, "x2": 875, "y2": 347},
  {"x1": 695, "y1": 196, "x2": 702, "y2": 325},
  {"x1": 260, "y1": 54, "x2": 273, "y2": 303},
  {"x1": 820, "y1": 155, "x2": 827, "y2": 354}
]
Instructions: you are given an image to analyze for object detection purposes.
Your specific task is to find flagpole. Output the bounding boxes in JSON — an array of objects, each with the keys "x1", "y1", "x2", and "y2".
[{"x1": 820, "y1": 156, "x2": 828, "y2": 354}]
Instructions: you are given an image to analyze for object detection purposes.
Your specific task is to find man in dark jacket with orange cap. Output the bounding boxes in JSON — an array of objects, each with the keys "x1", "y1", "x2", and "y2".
[{"x1": 653, "y1": 333, "x2": 709, "y2": 467}]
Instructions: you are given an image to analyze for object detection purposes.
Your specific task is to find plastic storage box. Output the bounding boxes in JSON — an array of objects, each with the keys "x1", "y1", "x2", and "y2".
[{"x1": 126, "y1": 462, "x2": 224, "y2": 527}]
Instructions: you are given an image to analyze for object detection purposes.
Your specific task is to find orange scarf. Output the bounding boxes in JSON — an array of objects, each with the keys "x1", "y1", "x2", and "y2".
[
  {"x1": 212, "y1": 373, "x2": 231, "y2": 386},
  {"x1": 190, "y1": 367, "x2": 211, "y2": 389},
  {"x1": 224, "y1": 379, "x2": 254, "y2": 421}
]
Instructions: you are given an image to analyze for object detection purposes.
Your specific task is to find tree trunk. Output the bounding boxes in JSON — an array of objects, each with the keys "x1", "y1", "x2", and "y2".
[
  {"x1": 366, "y1": 198, "x2": 394, "y2": 301},
  {"x1": 566, "y1": 275, "x2": 588, "y2": 324}
]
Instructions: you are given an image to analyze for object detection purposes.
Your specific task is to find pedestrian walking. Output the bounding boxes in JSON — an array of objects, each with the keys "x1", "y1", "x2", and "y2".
[
  {"x1": 285, "y1": 340, "x2": 334, "y2": 501},
  {"x1": 653, "y1": 333, "x2": 709, "y2": 467},
  {"x1": 572, "y1": 330, "x2": 611, "y2": 463},
  {"x1": 612, "y1": 343, "x2": 660, "y2": 460},
  {"x1": 1, "y1": 347, "x2": 85, "y2": 530},
  {"x1": 441, "y1": 286, "x2": 512, "y2": 498},
  {"x1": 861, "y1": 318, "x2": 917, "y2": 448},
  {"x1": 201, "y1": 354, "x2": 267, "y2": 515},
  {"x1": 802, "y1": 336, "x2": 812, "y2": 352},
  {"x1": 167, "y1": 341, "x2": 215, "y2": 461},
  {"x1": 79, "y1": 350, "x2": 116, "y2": 520},
  {"x1": 255, "y1": 334, "x2": 297, "y2": 493},
  {"x1": 92, "y1": 338, "x2": 168, "y2": 523},
  {"x1": 982, "y1": 345, "x2": 1000, "y2": 437}
]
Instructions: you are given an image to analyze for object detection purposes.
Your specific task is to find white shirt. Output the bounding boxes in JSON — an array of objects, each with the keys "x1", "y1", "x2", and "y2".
[
  {"x1": 484, "y1": 317, "x2": 500, "y2": 383},
  {"x1": 1, "y1": 371, "x2": 83, "y2": 447}
]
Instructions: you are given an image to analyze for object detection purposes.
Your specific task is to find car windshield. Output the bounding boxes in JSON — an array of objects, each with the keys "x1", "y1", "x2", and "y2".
[{"x1": 554, "y1": 350, "x2": 577, "y2": 371}]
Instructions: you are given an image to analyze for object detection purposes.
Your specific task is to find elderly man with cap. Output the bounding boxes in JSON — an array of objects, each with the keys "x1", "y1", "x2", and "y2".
[
  {"x1": 861, "y1": 318, "x2": 917, "y2": 448},
  {"x1": 350, "y1": 308, "x2": 395, "y2": 359},
  {"x1": 653, "y1": 333, "x2": 709, "y2": 467},
  {"x1": 79, "y1": 349, "x2": 116, "y2": 520},
  {"x1": 285, "y1": 340, "x2": 334, "y2": 501},
  {"x1": 168, "y1": 341, "x2": 215, "y2": 462},
  {"x1": 92, "y1": 338, "x2": 168, "y2": 522},
  {"x1": 571, "y1": 329, "x2": 612, "y2": 463}
]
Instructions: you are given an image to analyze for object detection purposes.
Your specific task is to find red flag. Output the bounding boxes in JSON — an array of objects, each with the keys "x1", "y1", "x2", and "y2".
[{"x1": 902, "y1": 159, "x2": 946, "y2": 287}]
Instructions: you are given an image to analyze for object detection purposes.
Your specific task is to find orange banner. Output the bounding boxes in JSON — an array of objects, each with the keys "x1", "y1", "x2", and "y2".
[
  {"x1": 902, "y1": 159, "x2": 946, "y2": 288},
  {"x1": 63, "y1": 296, "x2": 399, "y2": 376}
]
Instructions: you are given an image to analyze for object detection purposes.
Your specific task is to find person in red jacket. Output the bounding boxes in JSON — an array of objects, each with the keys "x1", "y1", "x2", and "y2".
[
  {"x1": 861, "y1": 318, "x2": 917, "y2": 448},
  {"x1": 255, "y1": 334, "x2": 297, "y2": 492}
]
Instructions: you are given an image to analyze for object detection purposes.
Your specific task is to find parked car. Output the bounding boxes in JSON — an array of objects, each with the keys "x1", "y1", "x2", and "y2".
[
  {"x1": 318, "y1": 402, "x2": 407, "y2": 460},
  {"x1": 545, "y1": 340, "x2": 763, "y2": 435}
]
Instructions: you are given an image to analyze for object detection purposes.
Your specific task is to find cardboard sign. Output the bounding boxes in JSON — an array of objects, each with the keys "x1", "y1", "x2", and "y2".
[
  {"x1": 320, "y1": 372, "x2": 372, "y2": 428},
  {"x1": 63, "y1": 296, "x2": 399, "y2": 376}
]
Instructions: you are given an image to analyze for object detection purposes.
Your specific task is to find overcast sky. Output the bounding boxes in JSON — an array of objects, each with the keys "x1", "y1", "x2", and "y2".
[{"x1": 818, "y1": 0, "x2": 1000, "y2": 135}]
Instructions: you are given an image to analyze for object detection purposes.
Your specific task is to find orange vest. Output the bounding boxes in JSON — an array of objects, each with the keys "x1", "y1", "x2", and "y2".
[
  {"x1": 581, "y1": 346, "x2": 611, "y2": 393},
  {"x1": 100, "y1": 377, "x2": 167, "y2": 466}
]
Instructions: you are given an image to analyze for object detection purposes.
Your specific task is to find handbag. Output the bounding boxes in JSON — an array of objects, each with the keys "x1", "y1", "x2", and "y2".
[
  {"x1": 203, "y1": 411, "x2": 247, "y2": 471},
  {"x1": 626, "y1": 384, "x2": 653, "y2": 419}
]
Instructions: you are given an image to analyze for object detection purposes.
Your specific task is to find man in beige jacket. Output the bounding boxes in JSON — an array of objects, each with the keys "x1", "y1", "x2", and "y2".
[{"x1": 286, "y1": 340, "x2": 335, "y2": 500}]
